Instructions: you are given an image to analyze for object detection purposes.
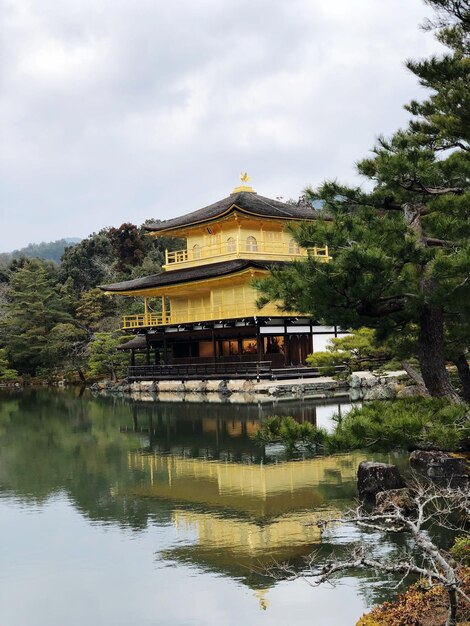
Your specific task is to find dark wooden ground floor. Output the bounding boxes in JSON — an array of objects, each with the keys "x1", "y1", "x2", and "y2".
[{"x1": 119, "y1": 317, "x2": 346, "y2": 379}]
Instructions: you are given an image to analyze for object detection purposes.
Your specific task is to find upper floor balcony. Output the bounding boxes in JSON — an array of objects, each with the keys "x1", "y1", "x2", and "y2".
[
  {"x1": 164, "y1": 237, "x2": 330, "y2": 270},
  {"x1": 121, "y1": 299, "x2": 284, "y2": 330}
]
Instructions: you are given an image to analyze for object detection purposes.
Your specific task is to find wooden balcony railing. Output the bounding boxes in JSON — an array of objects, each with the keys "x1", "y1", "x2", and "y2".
[
  {"x1": 128, "y1": 361, "x2": 273, "y2": 381},
  {"x1": 121, "y1": 301, "x2": 283, "y2": 330},
  {"x1": 121, "y1": 313, "x2": 171, "y2": 329},
  {"x1": 164, "y1": 239, "x2": 329, "y2": 269}
]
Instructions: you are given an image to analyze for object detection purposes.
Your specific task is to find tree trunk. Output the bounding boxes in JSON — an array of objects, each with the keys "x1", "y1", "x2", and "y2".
[
  {"x1": 401, "y1": 360, "x2": 428, "y2": 393},
  {"x1": 454, "y1": 353, "x2": 470, "y2": 403},
  {"x1": 418, "y1": 306, "x2": 461, "y2": 402},
  {"x1": 446, "y1": 586, "x2": 458, "y2": 626},
  {"x1": 77, "y1": 368, "x2": 86, "y2": 383}
]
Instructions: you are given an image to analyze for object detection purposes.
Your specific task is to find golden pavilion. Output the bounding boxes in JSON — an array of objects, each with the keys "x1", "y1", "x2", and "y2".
[{"x1": 101, "y1": 176, "x2": 343, "y2": 376}]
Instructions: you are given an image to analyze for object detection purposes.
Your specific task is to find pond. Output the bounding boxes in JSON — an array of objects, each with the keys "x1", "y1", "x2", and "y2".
[{"x1": 0, "y1": 389, "x2": 411, "y2": 626}]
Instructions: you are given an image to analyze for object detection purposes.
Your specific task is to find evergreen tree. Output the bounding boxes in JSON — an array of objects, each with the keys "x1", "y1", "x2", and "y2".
[
  {"x1": 76, "y1": 288, "x2": 117, "y2": 331},
  {"x1": 257, "y1": 0, "x2": 470, "y2": 401},
  {"x1": 87, "y1": 332, "x2": 129, "y2": 381},
  {"x1": 0, "y1": 349, "x2": 19, "y2": 381},
  {"x1": 0, "y1": 259, "x2": 73, "y2": 374},
  {"x1": 45, "y1": 323, "x2": 89, "y2": 381}
]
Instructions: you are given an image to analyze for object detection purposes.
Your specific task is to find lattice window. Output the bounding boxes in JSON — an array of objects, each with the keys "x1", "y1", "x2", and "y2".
[
  {"x1": 289, "y1": 238, "x2": 300, "y2": 254},
  {"x1": 246, "y1": 236, "x2": 257, "y2": 252}
]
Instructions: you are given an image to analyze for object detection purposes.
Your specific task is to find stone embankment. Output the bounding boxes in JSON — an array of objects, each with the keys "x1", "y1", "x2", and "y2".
[
  {"x1": 91, "y1": 376, "x2": 350, "y2": 403},
  {"x1": 90, "y1": 369, "x2": 412, "y2": 402},
  {"x1": 348, "y1": 370, "x2": 408, "y2": 400}
]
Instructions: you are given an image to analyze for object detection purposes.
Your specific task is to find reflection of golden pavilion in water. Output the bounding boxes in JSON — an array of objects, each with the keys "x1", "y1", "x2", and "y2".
[
  {"x1": 128, "y1": 451, "x2": 363, "y2": 516},
  {"x1": 127, "y1": 450, "x2": 366, "y2": 587}
]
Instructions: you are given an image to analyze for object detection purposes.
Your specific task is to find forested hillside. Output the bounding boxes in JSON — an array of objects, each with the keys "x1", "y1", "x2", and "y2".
[
  {"x1": 0, "y1": 222, "x2": 182, "y2": 382},
  {"x1": 0, "y1": 238, "x2": 82, "y2": 265}
]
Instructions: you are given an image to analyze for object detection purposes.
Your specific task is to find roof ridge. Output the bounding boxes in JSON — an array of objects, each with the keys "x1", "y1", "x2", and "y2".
[
  {"x1": 99, "y1": 258, "x2": 284, "y2": 293},
  {"x1": 144, "y1": 191, "x2": 315, "y2": 233}
]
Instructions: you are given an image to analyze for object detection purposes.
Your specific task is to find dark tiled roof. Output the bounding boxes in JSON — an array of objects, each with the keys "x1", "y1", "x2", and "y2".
[
  {"x1": 100, "y1": 259, "x2": 283, "y2": 293},
  {"x1": 145, "y1": 192, "x2": 319, "y2": 233}
]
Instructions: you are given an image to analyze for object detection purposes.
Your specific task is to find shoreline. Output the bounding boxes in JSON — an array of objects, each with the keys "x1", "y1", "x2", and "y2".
[{"x1": 1, "y1": 370, "x2": 410, "y2": 404}]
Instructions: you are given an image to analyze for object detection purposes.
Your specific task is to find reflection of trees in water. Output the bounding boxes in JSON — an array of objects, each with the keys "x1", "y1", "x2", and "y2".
[
  {"x1": 119, "y1": 396, "x2": 352, "y2": 462},
  {"x1": 0, "y1": 389, "x2": 172, "y2": 529},
  {"x1": 0, "y1": 389, "x2": 414, "y2": 599}
]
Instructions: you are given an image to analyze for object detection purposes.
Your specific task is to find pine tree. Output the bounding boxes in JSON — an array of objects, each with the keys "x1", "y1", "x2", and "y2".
[
  {"x1": 0, "y1": 259, "x2": 73, "y2": 374},
  {"x1": 257, "y1": 0, "x2": 470, "y2": 401},
  {"x1": 0, "y1": 349, "x2": 19, "y2": 382},
  {"x1": 87, "y1": 332, "x2": 129, "y2": 382}
]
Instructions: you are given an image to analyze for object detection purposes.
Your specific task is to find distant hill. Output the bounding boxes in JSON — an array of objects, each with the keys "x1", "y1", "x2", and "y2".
[{"x1": 0, "y1": 238, "x2": 81, "y2": 265}]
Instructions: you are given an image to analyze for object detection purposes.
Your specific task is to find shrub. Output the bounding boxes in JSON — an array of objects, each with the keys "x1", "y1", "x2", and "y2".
[
  {"x1": 450, "y1": 536, "x2": 470, "y2": 566},
  {"x1": 254, "y1": 415, "x2": 328, "y2": 451},
  {"x1": 253, "y1": 398, "x2": 469, "y2": 453}
]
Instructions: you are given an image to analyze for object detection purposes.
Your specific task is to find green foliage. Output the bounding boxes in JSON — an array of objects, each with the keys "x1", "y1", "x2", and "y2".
[
  {"x1": 45, "y1": 323, "x2": 88, "y2": 379},
  {"x1": 10, "y1": 238, "x2": 80, "y2": 263},
  {"x1": 87, "y1": 332, "x2": 129, "y2": 381},
  {"x1": 76, "y1": 288, "x2": 117, "y2": 330},
  {"x1": 449, "y1": 536, "x2": 470, "y2": 566},
  {"x1": 305, "y1": 351, "x2": 344, "y2": 375},
  {"x1": 254, "y1": 415, "x2": 328, "y2": 451},
  {"x1": 255, "y1": 1, "x2": 470, "y2": 400},
  {"x1": 253, "y1": 399, "x2": 469, "y2": 454},
  {"x1": 0, "y1": 349, "x2": 19, "y2": 382},
  {"x1": 0, "y1": 216, "x2": 186, "y2": 380},
  {"x1": 306, "y1": 328, "x2": 391, "y2": 373},
  {"x1": 328, "y1": 398, "x2": 468, "y2": 452},
  {"x1": 0, "y1": 259, "x2": 73, "y2": 374},
  {"x1": 0, "y1": 238, "x2": 81, "y2": 265},
  {"x1": 59, "y1": 232, "x2": 114, "y2": 292},
  {"x1": 107, "y1": 223, "x2": 146, "y2": 273}
]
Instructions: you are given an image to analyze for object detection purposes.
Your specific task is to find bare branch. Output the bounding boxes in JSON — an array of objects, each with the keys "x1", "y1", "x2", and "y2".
[{"x1": 266, "y1": 481, "x2": 470, "y2": 626}]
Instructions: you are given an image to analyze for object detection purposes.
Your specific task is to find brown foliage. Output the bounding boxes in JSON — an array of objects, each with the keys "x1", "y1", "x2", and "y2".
[{"x1": 357, "y1": 568, "x2": 470, "y2": 626}]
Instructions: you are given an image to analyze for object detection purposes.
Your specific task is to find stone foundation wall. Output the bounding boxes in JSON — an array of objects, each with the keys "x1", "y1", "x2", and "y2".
[{"x1": 90, "y1": 370, "x2": 410, "y2": 403}]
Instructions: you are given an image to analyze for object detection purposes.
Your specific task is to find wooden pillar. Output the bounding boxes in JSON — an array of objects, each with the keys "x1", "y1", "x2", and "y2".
[
  {"x1": 212, "y1": 329, "x2": 217, "y2": 362},
  {"x1": 144, "y1": 297, "x2": 149, "y2": 325},
  {"x1": 154, "y1": 348, "x2": 159, "y2": 365},
  {"x1": 130, "y1": 350, "x2": 136, "y2": 366},
  {"x1": 145, "y1": 336, "x2": 150, "y2": 366},
  {"x1": 238, "y1": 337, "x2": 243, "y2": 359},
  {"x1": 162, "y1": 295, "x2": 167, "y2": 323},
  {"x1": 284, "y1": 320, "x2": 289, "y2": 366},
  {"x1": 163, "y1": 336, "x2": 168, "y2": 364},
  {"x1": 309, "y1": 321, "x2": 314, "y2": 354},
  {"x1": 256, "y1": 323, "x2": 263, "y2": 361}
]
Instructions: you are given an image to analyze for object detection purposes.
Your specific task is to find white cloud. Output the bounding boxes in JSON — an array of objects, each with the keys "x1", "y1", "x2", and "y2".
[{"x1": 0, "y1": 0, "x2": 444, "y2": 250}]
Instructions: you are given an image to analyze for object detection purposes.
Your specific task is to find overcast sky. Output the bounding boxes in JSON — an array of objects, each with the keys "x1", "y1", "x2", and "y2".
[{"x1": 0, "y1": 0, "x2": 444, "y2": 251}]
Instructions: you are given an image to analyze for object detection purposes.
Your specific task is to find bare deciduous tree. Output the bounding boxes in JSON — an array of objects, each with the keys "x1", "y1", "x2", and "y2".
[{"x1": 267, "y1": 484, "x2": 469, "y2": 626}]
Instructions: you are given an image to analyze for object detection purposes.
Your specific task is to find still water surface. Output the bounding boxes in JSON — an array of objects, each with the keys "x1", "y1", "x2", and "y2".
[{"x1": 0, "y1": 390, "x2": 408, "y2": 626}]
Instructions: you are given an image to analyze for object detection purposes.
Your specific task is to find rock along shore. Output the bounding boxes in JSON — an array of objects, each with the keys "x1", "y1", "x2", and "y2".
[{"x1": 90, "y1": 370, "x2": 409, "y2": 403}]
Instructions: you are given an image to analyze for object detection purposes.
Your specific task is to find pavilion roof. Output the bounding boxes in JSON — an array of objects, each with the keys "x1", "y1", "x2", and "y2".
[
  {"x1": 145, "y1": 191, "x2": 320, "y2": 234},
  {"x1": 99, "y1": 259, "x2": 283, "y2": 293}
]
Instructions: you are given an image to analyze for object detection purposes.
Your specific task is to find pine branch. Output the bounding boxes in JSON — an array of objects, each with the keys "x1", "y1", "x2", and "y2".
[
  {"x1": 424, "y1": 237, "x2": 460, "y2": 247},
  {"x1": 397, "y1": 179, "x2": 464, "y2": 196}
]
